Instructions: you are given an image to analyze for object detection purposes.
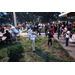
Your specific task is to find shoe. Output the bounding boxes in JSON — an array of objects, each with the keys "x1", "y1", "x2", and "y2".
[
  {"x1": 65, "y1": 46, "x2": 68, "y2": 47},
  {"x1": 33, "y1": 51, "x2": 35, "y2": 52},
  {"x1": 51, "y1": 46, "x2": 53, "y2": 47}
]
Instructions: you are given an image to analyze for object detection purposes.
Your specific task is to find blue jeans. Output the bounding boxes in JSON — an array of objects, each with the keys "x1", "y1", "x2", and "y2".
[
  {"x1": 58, "y1": 32, "x2": 60, "y2": 39},
  {"x1": 66, "y1": 38, "x2": 69, "y2": 46},
  {"x1": 39, "y1": 29, "x2": 41, "y2": 35}
]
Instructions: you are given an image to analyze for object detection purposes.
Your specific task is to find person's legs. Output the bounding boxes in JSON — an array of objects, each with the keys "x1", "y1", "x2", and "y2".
[
  {"x1": 51, "y1": 39, "x2": 52, "y2": 46},
  {"x1": 67, "y1": 38, "x2": 69, "y2": 46},
  {"x1": 66, "y1": 38, "x2": 68, "y2": 46},
  {"x1": 45, "y1": 29, "x2": 47, "y2": 36},
  {"x1": 48, "y1": 39, "x2": 50, "y2": 46},
  {"x1": 39, "y1": 29, "x2": 41, "y2": 35},
  {"x1": 32, "y1": 40, "x2": 35, "y2": 51},
  {"x1": 40, "y1": 29, "x2": 41, "y2": 35},
  {"x1": 58, "y1": 32, "x2": 60, "y2": 39},
  {"x1": 14, "y1": 33, "x2": 18, "y2": 42},
  {"x1": 39, "y1": 29, "x2": 40, "y2": 35}
]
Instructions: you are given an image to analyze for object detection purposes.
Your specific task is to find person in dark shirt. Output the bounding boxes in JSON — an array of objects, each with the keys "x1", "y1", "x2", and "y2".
[
  {"x1": 47, "y1": 30, "x2": 53, "y2": 47},
  {"x1": 45, "y1": 23, "x2": 49, "y2": 36},
  {"x1": 57, "y1": 24, "x2": 60, "y2": 39},
  {"x1": 3, "y1": 30, "x2": 12, "y2": 43}
]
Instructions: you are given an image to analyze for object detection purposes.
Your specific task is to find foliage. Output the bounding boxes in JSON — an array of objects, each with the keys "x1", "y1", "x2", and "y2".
[
  {"x1": 7, "y1": 43, "x2": 25, "y2": 62},
  {"x1": 0, "y1": 12, "x2": 61, "y2": 25}
]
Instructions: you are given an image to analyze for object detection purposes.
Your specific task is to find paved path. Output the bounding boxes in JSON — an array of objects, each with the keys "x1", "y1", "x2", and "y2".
[
  {"x1": 54, "y1": 33, "x2": 75, "y2": 59},
  {"x1": 19, "y1": 30, "x2": 75, "y2": 59},
  {"x1": 19, "y1": 30, "x2": 45, "y2": 37}
]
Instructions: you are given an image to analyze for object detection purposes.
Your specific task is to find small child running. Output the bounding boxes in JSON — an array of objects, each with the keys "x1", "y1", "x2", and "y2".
[
  {"x1": 30, "y1": 27, "x2": 38, "y2": 52},
  {"x1": 47, "y1": 30, "x2": 53, "y2": 47}
]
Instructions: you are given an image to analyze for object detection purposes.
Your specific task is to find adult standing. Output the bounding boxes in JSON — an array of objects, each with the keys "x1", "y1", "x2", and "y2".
[
  {"x1": 26, "y1": 22, "x2": 29, "y2": 30},
  {"x1": 38, "y1": 22, "x2": 42, "y2": 35},
  {"x1": 22, "y1": 23, "x2": 25, "y2": 30},
  {"x1": 57, "y1": 24, "x2": 60, "y2": 39},
  {"x1": 63, "y1": 25, "x2": 67, "y2": 39},
  {"x1": 65, "y1": 27, "x2": 71, "y2": 46},
  {"x1": 60, "y1": 24, "x2": 62, "y2": 37},
  {"x1": 34, "y1": 22, "x2": 39, "y2": 33},
  {"x1": 45, "y1": 23, "x2": 49, "y2": 36},
  {"x1": 30, "y1": 22, "x2": 34, "y2": 28}
]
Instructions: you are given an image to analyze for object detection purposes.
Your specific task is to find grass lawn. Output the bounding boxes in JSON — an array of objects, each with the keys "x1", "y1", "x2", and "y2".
[
  {"x1": 41, "y1": 28, "x2": 45, "y2": 33},
  {"x1": 0, "y1": 36, "x2": 75, "y2": 62}
]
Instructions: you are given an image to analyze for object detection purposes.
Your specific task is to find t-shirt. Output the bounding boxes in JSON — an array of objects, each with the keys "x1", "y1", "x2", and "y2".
[
  {"x1": 47, "y1": 32, "x2": 53, "y2": 39},
  {"x1": 30, "y1": 24, "x2": 33, "y2": 28},
  {"x1": 28, "y1": 29, "x2": 32, "y2": 36},
  {"x1": 30, "y1": 34, "x2": 36, "y2": 40},
  {"x1": 50, "y1": 28, "x2": 54, "y2": 35},
  {"x1": 11, "y1": 27, "x2": 19, "y2": 33},
  {"x1": 63, "y1": 27, "x2": 67, "y2": 32},
  {"x1": 66, "y1": 31, "x2": 70, "y2": 38}
]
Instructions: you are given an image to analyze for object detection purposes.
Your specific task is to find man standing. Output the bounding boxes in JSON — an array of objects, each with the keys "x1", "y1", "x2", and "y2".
[
  {"x1": 38, "y1": 22, "x2": 42, "y2": 35},
  {"x1": 57, "y1": 24, "x2": 60, "y2": 39}
]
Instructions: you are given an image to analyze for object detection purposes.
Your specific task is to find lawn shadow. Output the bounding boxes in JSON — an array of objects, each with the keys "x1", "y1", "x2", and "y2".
[
  {"x1": 7, "y1": 42, "x2": 25, "y2": 62},
  {"x1": 35, "y1": 47, "x2": 61, "y2": 62}
]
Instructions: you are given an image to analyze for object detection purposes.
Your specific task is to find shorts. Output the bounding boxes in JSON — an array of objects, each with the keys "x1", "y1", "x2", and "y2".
[{"x1": 14, "y1": 33, "x2": 18, "y2": 35}]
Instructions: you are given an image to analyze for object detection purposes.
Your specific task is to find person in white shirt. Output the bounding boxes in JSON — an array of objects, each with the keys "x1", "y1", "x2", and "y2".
[
  {"x1": 30, "y1": 27, "x2": 38, "y2": 52},
  {"x1": 63, "y1": 25, "x2": 67, "y2": 39},
  {"x1": 65, "y1": 27, "x2": 71, "y2": 46},
  {"x1": 38, "y1": 23, "x2": 42, "y2": 35},
  {"x1": 69, "y1": 32, "x2": 75, "y2": 42},
  {"x1": 27, "y1": 27, "x2": 32, "y2": 41}
]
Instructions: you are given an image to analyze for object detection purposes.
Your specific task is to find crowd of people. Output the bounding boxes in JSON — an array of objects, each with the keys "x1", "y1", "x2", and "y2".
[
  {"x1": 27, "y1": 21, "x2": 75, "y2": 52},
  {"x1": 0, "y1": 24, "x2": 19, "y2": 44},
  {"x1": 44, "y1": 21, "x2": 75, "y2": 47},
  {"x1": 0, "y1": 21, "x2": 75, "y2": 51}
]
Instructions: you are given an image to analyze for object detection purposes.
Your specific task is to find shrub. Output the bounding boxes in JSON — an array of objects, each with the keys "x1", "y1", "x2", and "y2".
[{"x1": 7, "y1": 43, "x2": 25, "y2": 62}]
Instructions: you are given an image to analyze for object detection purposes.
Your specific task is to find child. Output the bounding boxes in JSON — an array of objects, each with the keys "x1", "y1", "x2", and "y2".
[
  {"x1": 65, "y1": 27, "x2": 71, "y2": 46},
  {"x1": 47, "y1": 30, "x2": 53, "y2": 47},
  {"x1": 30, "y1": 27, "x2": 38, "y2": 52},
  {"x1": 27, "y1": 27, "x2": 32, "y2": 41}
]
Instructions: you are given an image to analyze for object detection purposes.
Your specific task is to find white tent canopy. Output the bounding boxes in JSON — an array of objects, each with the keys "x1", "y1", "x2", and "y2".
[{"x1": 59, "y1": 12, "x2": 70, "y2": 17}]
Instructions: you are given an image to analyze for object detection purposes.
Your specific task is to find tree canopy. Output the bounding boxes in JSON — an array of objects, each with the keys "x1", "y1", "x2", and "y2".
[{"x1": 0, "y1": 12, "x2": 69, "y2": 25}]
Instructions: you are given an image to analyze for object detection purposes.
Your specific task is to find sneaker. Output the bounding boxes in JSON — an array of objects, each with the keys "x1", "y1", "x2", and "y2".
[
  {"x1": 51, "y1": 46, "x2": 53, "y2": 47},
  {"x1": 33, "y1": 51, "x2": 35, "y2": 52}
]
